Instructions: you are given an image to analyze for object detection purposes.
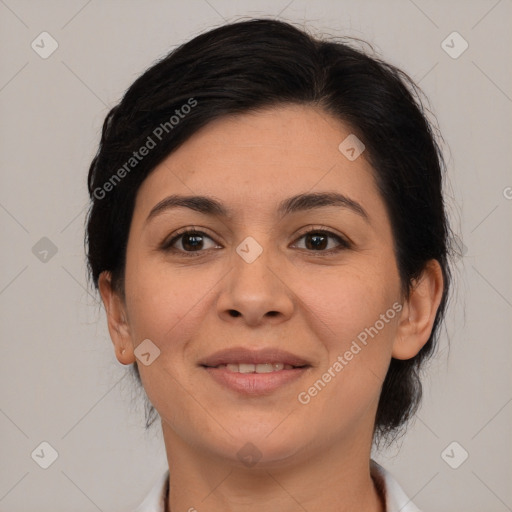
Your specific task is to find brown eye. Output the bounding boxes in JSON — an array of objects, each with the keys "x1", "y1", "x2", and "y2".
[
  {"x1": 293, "y1": 230, "x2": 350, "y2": 253},
  {"x1": 163, "y1": 230, "x2": 219, "y2": 255}
]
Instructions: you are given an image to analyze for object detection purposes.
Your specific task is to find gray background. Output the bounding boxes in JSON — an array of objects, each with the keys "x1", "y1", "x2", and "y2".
[{"x1": 1, "y1": 0, "x2": 511, "y2": 510}]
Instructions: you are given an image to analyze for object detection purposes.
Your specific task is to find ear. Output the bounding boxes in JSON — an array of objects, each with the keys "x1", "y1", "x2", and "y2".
[
  {"x1": 392, "y1": 259, "x2": 444, "y2": 360},
  {"x1": 98, "y1": 271, "x2": 136, "y2": 365}
]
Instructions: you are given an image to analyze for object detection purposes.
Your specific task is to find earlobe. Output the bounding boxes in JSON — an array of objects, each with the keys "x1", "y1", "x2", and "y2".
[
  {"x1": 392, "y1": 260, "x2": 444, "y2": 360},
  {"x1": 98, "y1": 271, "x2": 136, "y2": 365}
]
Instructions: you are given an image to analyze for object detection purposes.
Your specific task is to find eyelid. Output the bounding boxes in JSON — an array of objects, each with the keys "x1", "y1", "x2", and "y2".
[{"x1": 293, "y1": 225, "x2": 351, "y2": 242}]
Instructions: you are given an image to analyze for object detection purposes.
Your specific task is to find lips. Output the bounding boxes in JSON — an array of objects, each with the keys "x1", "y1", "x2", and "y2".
[{"x1": 199, "y1": 347, "x2": 311, "y2": 369}]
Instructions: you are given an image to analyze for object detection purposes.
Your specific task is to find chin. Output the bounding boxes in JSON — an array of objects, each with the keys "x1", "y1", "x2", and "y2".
[{"x1": 208, "y1": 424, "x2": 309, "y2": 469}]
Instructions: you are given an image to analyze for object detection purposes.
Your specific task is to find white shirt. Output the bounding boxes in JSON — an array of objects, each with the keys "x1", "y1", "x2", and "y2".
[{"x1": 134, "y1": 459, "x2": 421, "y2": 512}]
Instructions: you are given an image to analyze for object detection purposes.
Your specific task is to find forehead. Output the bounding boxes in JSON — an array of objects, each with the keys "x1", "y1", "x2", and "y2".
[{"x1": 133, "y1": 104, "x2": 383, "y2": 221}]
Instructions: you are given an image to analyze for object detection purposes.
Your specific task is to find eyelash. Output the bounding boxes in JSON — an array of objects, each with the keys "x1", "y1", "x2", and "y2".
[{"x1": 160, "y1": 226, "x2": 351, "y2": 257}]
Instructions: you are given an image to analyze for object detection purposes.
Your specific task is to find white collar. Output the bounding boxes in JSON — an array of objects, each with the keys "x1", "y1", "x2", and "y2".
[
  {"x1": 370, "y1": 460, "x2": 422, "y2": 512},
  {"x1": 135, "y1": 459, "x2": 421, "y2": 512}
]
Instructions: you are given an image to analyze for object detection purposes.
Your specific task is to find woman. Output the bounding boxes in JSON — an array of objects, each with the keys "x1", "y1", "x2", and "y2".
[{"x1": 85, "y1": 18, "x2": 451, "y2": 512}]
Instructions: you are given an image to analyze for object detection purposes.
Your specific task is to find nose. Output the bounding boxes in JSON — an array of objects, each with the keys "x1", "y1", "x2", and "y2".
[{"x1": 216, "y1": 243, "x2": 295, "y2": 327}]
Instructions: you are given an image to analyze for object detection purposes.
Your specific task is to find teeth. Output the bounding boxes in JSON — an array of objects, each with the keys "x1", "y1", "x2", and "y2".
[
  {"x1": 216, "y1": 363, "x2": 295, "y2": 373},
  {"x1": 239, "y1": 363, "x2": 258, "y2": 373},
  {"x1": 256, "y1": 363, "x2": 278, "y2": 373}
]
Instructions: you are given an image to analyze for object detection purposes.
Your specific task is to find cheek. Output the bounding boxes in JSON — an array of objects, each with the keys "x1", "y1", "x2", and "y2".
[
  {"x1": 294, "y1": 261, "x2": 400, "y2": 344},
  {"x1": 123, "y1": 265, "x2": 214, "y2": 421},
  {"x1": 124, "y1": 257, "x2": 223, "y2": 350},
  {"x1": 293, "y1": 262, "x2": 400, "y2": 404}
]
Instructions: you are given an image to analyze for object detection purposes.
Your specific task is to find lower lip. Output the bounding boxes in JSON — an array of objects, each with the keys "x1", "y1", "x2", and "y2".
[{"x1": 202, "y1": 366, "x2": 310, "y2": 396}]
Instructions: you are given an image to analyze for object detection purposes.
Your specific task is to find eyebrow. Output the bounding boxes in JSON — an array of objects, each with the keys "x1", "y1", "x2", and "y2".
[{"x1": 145, "y1": 191, "x2": 369, "y2": 225}]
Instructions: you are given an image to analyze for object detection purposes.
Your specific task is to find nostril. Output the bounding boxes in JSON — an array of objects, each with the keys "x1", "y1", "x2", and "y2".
[{"x1": 229, "y1": 310, "x2": 241, "y2": 317}]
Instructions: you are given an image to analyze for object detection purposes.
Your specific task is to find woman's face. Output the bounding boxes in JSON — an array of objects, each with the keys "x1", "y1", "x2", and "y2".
[{"x1": 106, "y1": 105, "x2": 410, "y2": 467}]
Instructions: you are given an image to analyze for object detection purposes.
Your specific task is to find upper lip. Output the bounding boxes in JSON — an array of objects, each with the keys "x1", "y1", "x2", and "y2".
[{"x1": 199, "y1": 347, "x2": 311, "y2": 368}]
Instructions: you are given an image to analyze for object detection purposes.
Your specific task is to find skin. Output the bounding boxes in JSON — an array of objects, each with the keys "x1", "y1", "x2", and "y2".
[{"x1": 99, "y1": 104, "x2": 444, "y2": 512}]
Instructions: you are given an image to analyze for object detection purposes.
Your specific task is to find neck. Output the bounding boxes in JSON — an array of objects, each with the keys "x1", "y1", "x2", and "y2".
[{"x1": 162, "y1": 423, "x2": 385, "y2": 512}]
